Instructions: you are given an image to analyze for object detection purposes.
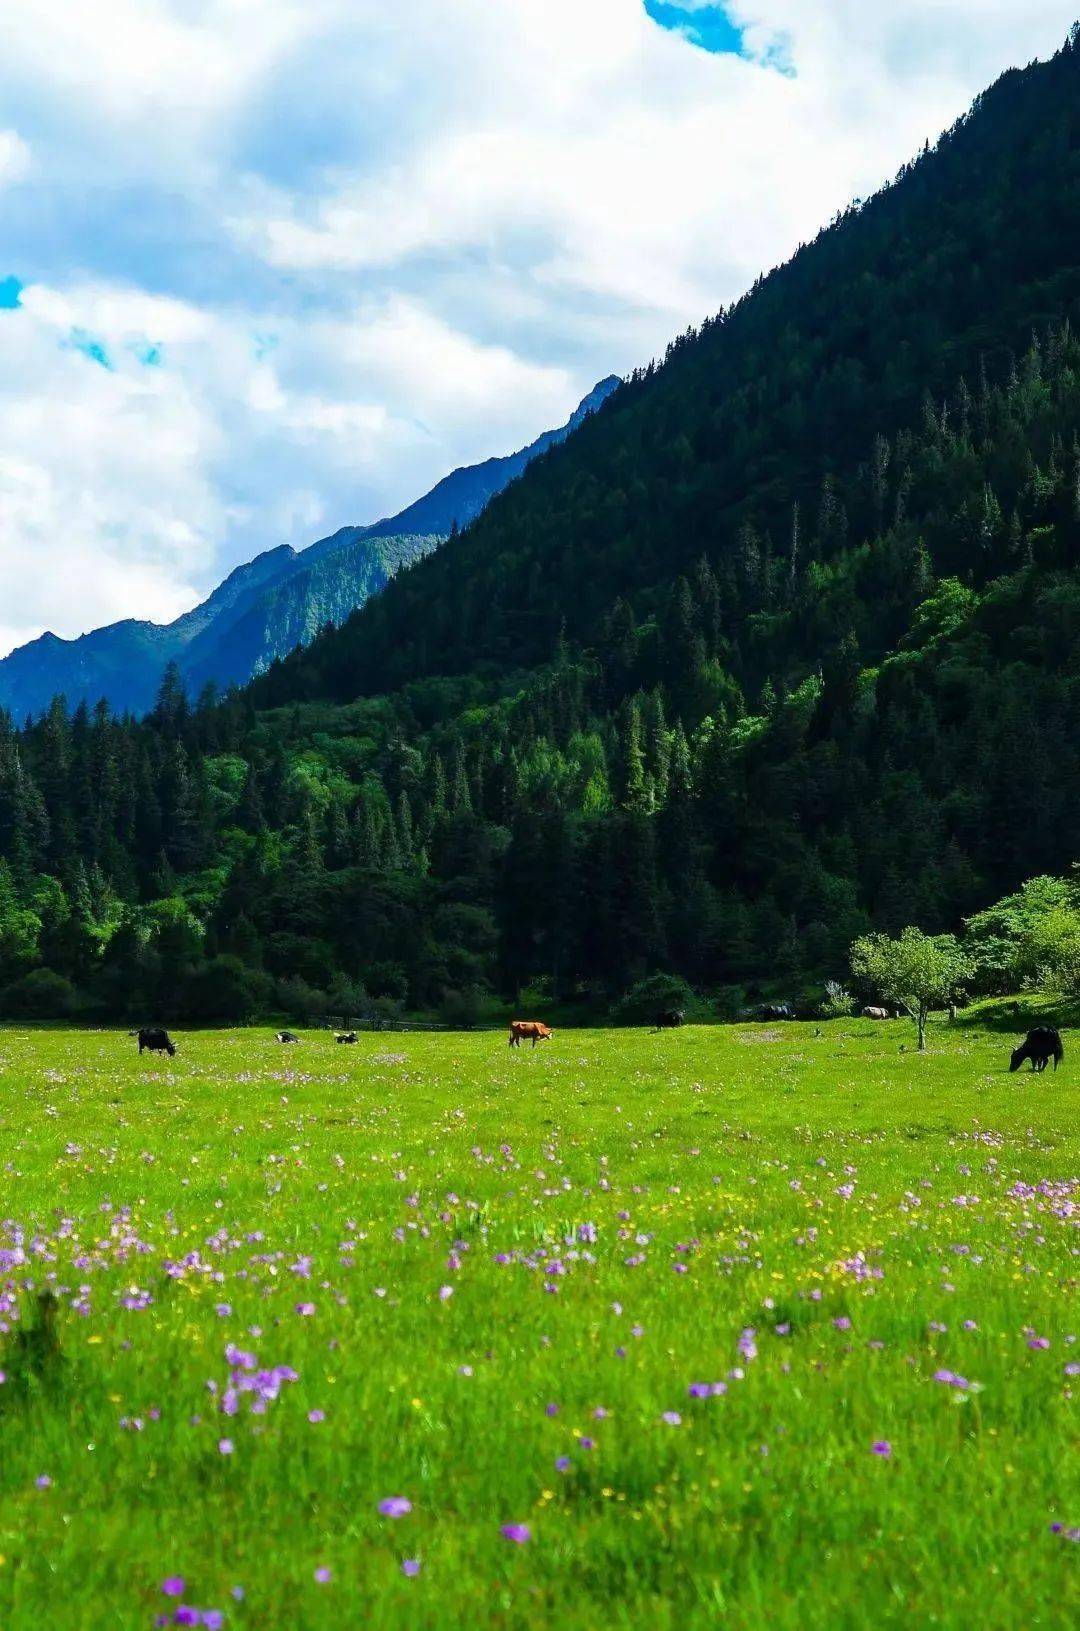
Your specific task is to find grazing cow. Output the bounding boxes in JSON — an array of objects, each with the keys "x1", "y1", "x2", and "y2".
[
  {"x1": 862, "y1": 1006, "x2": 891, "y2": 1021},
  {"x1": 760, "y1": 1004, "x2": 795, "y2": 1022},
  {"x1": 335, "y1": 1031, "x2": 359, "y2": 1045},
  {"x1": 1010, "y1": 1028, "x2": 1064, "y2": 1074},
  {"x1": 653, "y1": 1009, "x2": 686, "y2": 1030},
  {"x1": 509, "y1": 1021, "x2": 553, "y2": 1048},
  {"x1": 276, "y1": 1031, "x2": 300, "y2": 1044},
  {"x1": 136, "y1": 1027, "x2": 176, "y2": 1057}
]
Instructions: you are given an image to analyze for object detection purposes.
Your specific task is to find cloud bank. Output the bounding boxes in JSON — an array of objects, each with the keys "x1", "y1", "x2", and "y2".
[{"x1": 0, "y1": 0, "x2": 1073, "y2": 653}]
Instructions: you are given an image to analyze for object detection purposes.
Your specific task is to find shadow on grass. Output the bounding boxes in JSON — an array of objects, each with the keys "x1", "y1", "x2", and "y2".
[
  {"x1": 953, "y1": 997, "x2": 1078, "y2": 1035},
  {"x1": 0, "y1": 1291, "x2": 66, "y2": 1413}
]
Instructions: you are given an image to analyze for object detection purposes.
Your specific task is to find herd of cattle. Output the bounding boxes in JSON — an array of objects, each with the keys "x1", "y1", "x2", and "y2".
[{"x1": 130, "y1": 1018, "x2": 1065, "y2": 1071}]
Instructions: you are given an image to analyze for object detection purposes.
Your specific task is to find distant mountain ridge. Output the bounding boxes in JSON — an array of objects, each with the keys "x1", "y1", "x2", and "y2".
[
  {"x1": 0, "y1": 376, "x2": 620, "y2": 718},
  {"x1": 358, "y1": 376, "x2": 621, "y2": 542}
]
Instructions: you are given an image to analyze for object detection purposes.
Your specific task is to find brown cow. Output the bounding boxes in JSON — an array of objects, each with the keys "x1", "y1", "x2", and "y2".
[{"x1": 509, "y1": 1021, "x2": 553, "y2": 1048}]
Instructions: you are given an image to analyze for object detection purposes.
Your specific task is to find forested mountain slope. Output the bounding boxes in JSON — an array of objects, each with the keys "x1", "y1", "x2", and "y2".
[
  {"x1": 2, "y1": 34, "x2": 1080, "y2": 1022},
  {"x1": 256, "y1": 30, "x2": 1080, "y2": 705}
]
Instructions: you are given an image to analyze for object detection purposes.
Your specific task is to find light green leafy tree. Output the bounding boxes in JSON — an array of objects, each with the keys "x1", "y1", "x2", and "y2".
[
  {"x1": 963, "y1": 874, "x2": 1076, "y2": 992},
  {"x1": 1026, "y1": 894, "x2": 1080, "y2": 997},
  {"x1": 850, "y1": 927, "x2": 972, "y2": 1051}
]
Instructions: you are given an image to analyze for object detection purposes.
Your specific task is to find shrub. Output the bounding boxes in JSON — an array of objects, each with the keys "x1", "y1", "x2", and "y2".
[
  {"x1": 439, "y1": 986, "x2": 484, "y2": 1029},
  {"x1": 182, "y1": 957, "x2": 271, "y2": 1023},
  {"x1": 612, "y1": 972, "x2": 695, "y2": 1026},
  {"x1": 821, "y1": 981, "x2": 857, "y2": 1018},
  {"x1": 0, "y1": 968, "x2": 78, "y2": 1019},
  {"x1": 276, "y1": 976, "x2": 327, "y2": 1023}
]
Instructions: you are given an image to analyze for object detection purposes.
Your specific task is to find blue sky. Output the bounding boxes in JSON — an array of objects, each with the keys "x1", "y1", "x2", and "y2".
[
  {"x1": 0, "y1": 1, "x2": 1074, "y2": 656},
  {"x1": 644, "y1": 2, "x2": 747, "y2": 56}
]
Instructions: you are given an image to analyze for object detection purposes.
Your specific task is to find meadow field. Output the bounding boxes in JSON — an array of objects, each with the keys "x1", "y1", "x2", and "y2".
[{"x1": 0, "y1": 1017, "x2": 1074, "y2": 1630}]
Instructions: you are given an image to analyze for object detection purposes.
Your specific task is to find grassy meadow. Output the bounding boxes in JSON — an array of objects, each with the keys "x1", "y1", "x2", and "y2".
[{"x1": 0, "y1": 1015, "x2": 1075, "y2": 1629}]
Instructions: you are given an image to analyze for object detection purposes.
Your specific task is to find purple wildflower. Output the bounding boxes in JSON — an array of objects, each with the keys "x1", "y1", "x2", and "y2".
[
  {"x1": 933, "y1": 1369, "x2": 970, "y2": 1390},
  {"x1": 871, "y1": 1440, "x2": 892, "y2": 1458},
  {"x1": 161, "y1": 1577, "x2": 185, "y2": 1598},
  {"x1": 500, "y1": 1524, "x2": 530, "y2": 1544},
  {"x1": 378, "y1": 1496, "x2": 412, "y2": 1518},
  {"x1": 402, "y1": 1559, "x2": 421, "y2": 1577}
]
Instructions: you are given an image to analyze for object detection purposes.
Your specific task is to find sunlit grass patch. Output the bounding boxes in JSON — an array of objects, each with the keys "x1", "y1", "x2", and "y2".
[{"x1": 0, "y1": 1019, "x2": 1074, "y2": 1629}]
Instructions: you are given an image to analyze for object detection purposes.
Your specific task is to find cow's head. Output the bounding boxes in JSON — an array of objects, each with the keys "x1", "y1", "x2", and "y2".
[{"x1": 1009, "y1": 1046, "x2": 1024, "y2": 1073}]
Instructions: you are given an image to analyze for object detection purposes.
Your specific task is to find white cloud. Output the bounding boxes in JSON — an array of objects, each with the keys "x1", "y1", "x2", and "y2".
[
  {"x1": 0, "y1": 129, "x2": 30, "y2": 185},
  {"x1": 0, "y1": 0, "x2": 1075, "y2": 655},
  {"x1": 226, "y1": 0, "x2": 1076, "y2": 353},
  {"x1": 0, "y1": 280, "x2": 572, "y2": 651},
  {"x1": 0, "y1": 290, "x2": 222, "y2": 652}
]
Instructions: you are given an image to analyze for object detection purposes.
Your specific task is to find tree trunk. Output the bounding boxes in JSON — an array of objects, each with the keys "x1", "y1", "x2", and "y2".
[{"x1": 917, "y1": 1002, "x2": 928, "y2": 1051}]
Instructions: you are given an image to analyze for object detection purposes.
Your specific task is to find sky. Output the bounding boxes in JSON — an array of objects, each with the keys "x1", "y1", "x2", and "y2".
[{"x1": 0, "y1": 0, "x2": 1075, "y2": 657}]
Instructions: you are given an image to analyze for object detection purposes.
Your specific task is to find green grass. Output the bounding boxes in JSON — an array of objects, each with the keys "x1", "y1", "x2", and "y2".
[{"x1": 0, "y1": 1017, "x2": 1075, "y2": 1630}]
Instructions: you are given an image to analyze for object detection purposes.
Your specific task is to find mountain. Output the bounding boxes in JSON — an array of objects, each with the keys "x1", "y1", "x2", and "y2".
[
  {"x1": 3, "y1": 33, "x2": 1080, "y2": 1024},
  {"x1": 258, "y1": 37, "x2": 1080, "y2": 704},
  {"x1": 357, "y1": 376, "x2": 621, "y2": 543},
  {"x1": 0, "y1": 378, "x2": 619, "y2": 719},
  {"x1": 0, "y1": 546, "x2": 299, "y2": 720},
  {"x1": 177, "y1": 533, "x2": 442, "y2": 700}
]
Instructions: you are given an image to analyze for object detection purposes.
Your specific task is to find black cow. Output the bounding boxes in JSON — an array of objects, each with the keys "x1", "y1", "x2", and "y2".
[
  {"x1": 1010, "y1": 1028, "x2": 1064, "y2": 1074},
  {"x1": 276, "y1": 1031, "x2": 300, "y2": 1044},
  {"x1": 653, "y1": 1010, "x2": 686, "y2": 1030},
  {"x1": 136, "y1": 1027, "x2": 176, "y2": 1057},
  {"x1": 335, "y1": 1031, "x2": 359, "y2": 1045},
  {"x1": 760, "y1": 1004, "x2": 795, "y2": 1022}
]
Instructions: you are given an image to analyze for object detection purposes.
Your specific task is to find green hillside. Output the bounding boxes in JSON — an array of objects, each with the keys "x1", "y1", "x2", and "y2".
[{"x1": 3, "y1": 32, "x2": 1080, "y2": 1020}]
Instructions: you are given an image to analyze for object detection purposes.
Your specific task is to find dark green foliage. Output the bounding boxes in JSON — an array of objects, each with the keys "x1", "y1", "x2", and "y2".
[
  {"x1": 0, "y1": 967, "x2": 78, "y2": 1019},
  {"x1": 0, "y1": 1292, "x2": 65, "y2": 1410},
  {"x1": 3, "y1": 37, "x2": 1080, "y2": 1018},
  {"x1": 612, "y1": 973, "x2": 696, "y2": 1026}
]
